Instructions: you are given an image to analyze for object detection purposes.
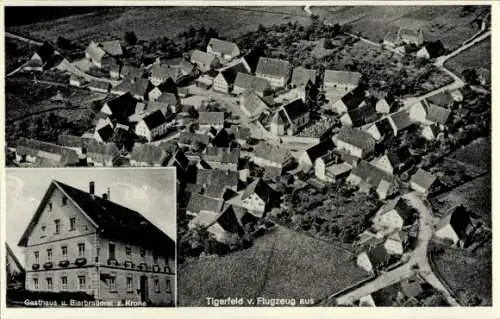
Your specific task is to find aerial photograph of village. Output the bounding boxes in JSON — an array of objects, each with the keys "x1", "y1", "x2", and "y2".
[{"x1": 4, "y1": 4, "x2": 492, "y2": 307}]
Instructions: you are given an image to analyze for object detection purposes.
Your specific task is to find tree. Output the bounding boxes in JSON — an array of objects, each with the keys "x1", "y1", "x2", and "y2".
[
  {"x1": 124, "y1": 31, "x2": 138, "y2": 46},
  {"x1": 323, "y1": 38, "x2": 334, "y2": 49},
  {"x1": 56, "y1": 36, "x2": 73, "y2": 51}
]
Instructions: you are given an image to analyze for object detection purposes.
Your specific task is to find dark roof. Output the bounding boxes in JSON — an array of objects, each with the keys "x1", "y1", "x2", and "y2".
[
  {"x1": 234, "y1": 72, "x2": 270, "y2": 93},
  {"x1": 219, "y1": 62, "x2": 248, "y2": 85},
  {"x1": 121, "y1": 65, "x2": 144, "y2": 79},
  {"x1": 211, "y1": 129, "x2": 232, "y2": 147},
  {"x1": 436, "y1": 205, "x2": 472, "y2": 240},
  {"x1": 104, "y1": 92, "x2": 137, "y2": 119},
  {"x1": 421, "y1": 40, "x2": 446, "y2": 58},
  {"x1": 389, "y1": 111, "x2": 414, "y2": 131},
  {"x1": 155, "y1": 78, "x2": 178, "y2": 95},
  {"x1": 242, "y1": 48, "x2": 264, "y2": 73},
  {"x1": 336, "y1": 128, "x2": 376, "y2": 153},
  {"x1": 366, "y1": 243, "x2": 391, "y2": 269},
  {"x1": 18, "y1": 181, "x2": 175, "y2": 254},
  {"x1": 340, "y1": 86, "x2": 366, "y2": 111},
  {"x1": 241, "y1": 178, "x2": 276, "y2": 204},
  {"x1": 36, "y1": 41, "x2": 56, "y2": 63},
  {"x1": 410, "y1": 168, "x2": 436, "y2": 190},
  {"x1": 216, "y1": 205, "x2": 245, "y2": 235},
  {"x1": 282, "y1": 98, "x2": 309, "y2": 122},
  {"x1": 142, "y1": 109, "x2": 167, "y2": 130},
  {"x1": 187, "y1": 192, "x2": 224, "y2": 214},
  {"x1": 386, "y1": 146, "x2": 411, "y2": 167},
  {"x1": 345, "y1": 103, "x2": 378, "y2": 127},
  {"x1": 129, "y1": 143, "x2": 167, "y2": 165},
  {"x1": 350, "y1": 160, "x2": 392, "y2": 188},
  {"x1": 255, "y1": 57, "x2": 291, "y2": 78},
  {"x1": 381, "y1": 197, "x2": 413, "y2": 223},
  {"x1": 96, "y1": 125, "x2": 114, "y2": 142},
  {"x1": 305, "y1": 140, "x2": 335, "y2": 162},
  {"x1": 203, "y1": 147, "x2": 240, "y2": 165},
  {"x1": 196, "y1": 169, "x2": 239, "y2": 198}
]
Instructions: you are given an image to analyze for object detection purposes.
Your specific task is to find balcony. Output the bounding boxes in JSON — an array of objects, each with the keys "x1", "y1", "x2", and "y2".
[
  {"x1": 32, "y1": 263, "x2": 40, "y2": 270},
  {"x1": 107, "y1": 258, "x2": 119, "y2": 266},
  {"x1": 152, "y1": 265, "x2": 160, "y2": 273},
  {"x1": 138, "y1": 263, "x2": 148, "y2": 271},
  {"x1": 59, "y1": 260, "x2": 70, "y2": 267},
  {"x1": 75, "y1": 257, "x2": 87, "y2": 266},
  {"x1": 123, "y1": 261, "x2": 134, "y2": 269},
  {"x1": 43, "y1": 262, "x2": 53, "y2": 269}
]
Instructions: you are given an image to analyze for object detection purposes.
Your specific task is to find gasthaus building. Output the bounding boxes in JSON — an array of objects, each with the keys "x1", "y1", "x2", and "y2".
[{"x1": 17, "y1": 180, "x2": 176, "y2": 306}]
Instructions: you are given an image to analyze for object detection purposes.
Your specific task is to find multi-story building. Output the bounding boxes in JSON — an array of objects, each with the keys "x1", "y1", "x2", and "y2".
[{"x1": 18, "y1": 180, "x2": 176, "y2": 306}]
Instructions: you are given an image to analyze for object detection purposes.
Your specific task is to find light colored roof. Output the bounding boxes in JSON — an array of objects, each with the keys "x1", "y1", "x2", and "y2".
[
  {"x1": 253, "y1": 142, "x2": 290, "y2": 164},
  {"x1": 324, "y1": 70, "x2": 362, "y2": 86},
  {"x1": 291, "y1": 67, "x2": 317, "y2": 86},
  {"x1": 255, "y1": 57, "x2": 291, "y2": 78},
  {"x1": 241, "y1": 91, "x2": 270, "y2": 117},
  {"x1": 410, "y1": 168, "x2": 436, "y2": 190},
  {"x1": 234, "y1": 72, "x2": 270, "y2": 93},
  {"x1": 326, "y1": 162, "x2": 352, "y2": 176},
  {"x1": 86, "y1": 41, "x2": 106, "y2": 62},
  {"x1": 199, "y1": 112, "x2": 224, "y2": 125},
  {"x1": 335, "y1": 128, "x2": 375, "y2": 153},
  {"x1": 191, "y1": 49, "x2": 217, "y2": 66},
  {"x1": 99, "y1": 40, "x2": 123, "y2": 56},
  {"x1": 207, "y1": 38, "x2": 239, "y2": 56}
]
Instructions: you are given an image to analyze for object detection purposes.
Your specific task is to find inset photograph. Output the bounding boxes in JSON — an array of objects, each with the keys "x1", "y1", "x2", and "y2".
[{"x1": 5, "y1": 168, "x2": 176, "y2": 307}]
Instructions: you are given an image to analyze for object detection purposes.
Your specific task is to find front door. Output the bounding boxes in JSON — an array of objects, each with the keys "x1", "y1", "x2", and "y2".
[{"x1": 139, "y1": 276, "x2": 148, "y2": 302}]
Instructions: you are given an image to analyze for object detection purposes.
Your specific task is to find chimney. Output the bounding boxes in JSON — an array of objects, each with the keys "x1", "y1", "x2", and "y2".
[
  {"x1": 102, "y1": 193, "x2": 108, "y2": 200},
  {"x1": 89, "y1": 181, "x2": 95, "y2": 195},
  {"x1": 107, "y1": 188, "x2": 111, "y2": 200}
]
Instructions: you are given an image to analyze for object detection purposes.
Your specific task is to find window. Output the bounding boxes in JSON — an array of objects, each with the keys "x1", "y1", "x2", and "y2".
[
  {"x1": 48, "y1": 202, "x2": 52, "y2": 211},
  {"x1": 41, "y1": 225, "x2": 46, "y2": 237},
  {"x1": 61, "y1": 246, "x2": 68, "y2": 259},
  {"x1": 54, "y1": 219, "x2": 60, "y2": 234},
  {"x1": 154, "y1": 279, "x2": 160, "y2": 293},
  {"x1": 109, "y1": 277, "x2": 116, "y2": 292},
  {"x1": 61, "y1": 276, "x2": 68, "y2": 290},
  {"x1": 46, "y1": 277, "x2": 53, "y2": 290},
  {"x1": 33, "y1": 278, "x2": 39, "y2": 289},
  {"x1": 69, "y1": 217, "x2": 76, "y2": 231},
  {"x1": 62, "y1": 196, "x2": 68, "y2": 206},
  {"x1": 108, "y1": 243, "x2": 115, "y2": 259},
  {"x1": 153, "y1": 253, "x2": 158, "y2": 265},
  {"x1": 125, "y1": 246, "x2": 131, "y2": 258},
  {"x1": 34, "y1": 251, "x2": 39, "y2": 263},
  {"x1": 47, "y1": 249, "x2": 52, "y2": 262},
  {"x1": 78, "y1": 243, "x2": 85, "y2": 257},
  {"x1": 165, "y1": 278, "x2": 171, "y2": 293},
  {"x1": 140, "y1": 248, "x2": 146, "y2": 259},
  {"x1": 126, "y1": 276, "x2": 133, "y2": 292},
  {"x1": 78, "y1": 276, "x2": 86, "y2": 289}
]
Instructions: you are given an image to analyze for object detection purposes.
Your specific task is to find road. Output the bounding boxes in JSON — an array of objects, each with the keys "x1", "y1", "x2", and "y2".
[{"x1": 335, "y1": 192, "x2": 461, "y2": 306}]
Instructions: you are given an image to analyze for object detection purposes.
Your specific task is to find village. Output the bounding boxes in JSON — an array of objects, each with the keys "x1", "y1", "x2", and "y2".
[{"x1": 4, "y1": 5, "x2": 491, "y2": 308}]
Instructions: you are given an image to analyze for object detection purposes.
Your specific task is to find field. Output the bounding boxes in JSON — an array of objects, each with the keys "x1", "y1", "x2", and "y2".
[
  {"x1": 448, "y1": 137, "x2": 491, "y2": 172},
  {"x1": 178, "y1": 226, "x2": 370, "y2": 306},
  {"x1": 445, "y1": 37, "x2": 491, "y2": 82},
  {"x1": 7, "y1": 6, "x2": 311, "y2": 46},
  {"x1": 312, "y1": 6, "x2": 489, "y2": 50},
  {"x1": 430, "y1": 242, "x2": 492, "y2": 306}
]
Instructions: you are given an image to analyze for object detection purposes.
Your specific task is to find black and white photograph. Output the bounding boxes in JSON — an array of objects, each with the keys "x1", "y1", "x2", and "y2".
[
  {"x1": 2, "y1": 3, "x2": 493, "y2": 309},
  {"x1": 4, "y1": 168, "x2": 177, "y2": 307}
]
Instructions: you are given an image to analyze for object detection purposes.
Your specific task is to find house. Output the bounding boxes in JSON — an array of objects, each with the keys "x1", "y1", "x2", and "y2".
[
  {"x1": 340, "y1": 103, "x2": 378, "y2": 127},
  {"x1": 98, "y1": 40, "x2": 123, "y2": 57},
  {"x1": 82, "y1": 141, "x2": 120, "y2": 167},
  {"x1": 449, "y1": 89, "x2": 463, "y2": 103},
  {"x1": 196, "y1": 169, "x2": 239, "y2": 198},
  {"x1": 416, "y1": 40, "x2": 446, "y2": 59},
  {"x1": 298, "y1": 140, "x2": 335, "y2": 173},
  {"x1": 239, "y1": 91, "x2": 271, "y2": 120},
  {"x1": 375, "y1": 95, "x2": 395, "y2": 114},
  {"x1": 202, "y1": 147, "x2": 240, "y2": 171},
  {"x1": 69, "y1": 75, "x2": 88, "y2": 87},
  {"x1": 251, "y1": 142, "x2": 292, "y2": 173},
  {"x1": 135, "y1": 110, "x2": 169, "y2": 142},
  {"x1": 233, "y1": 72, "x2": 271, "y2": 97},
  {"x1": 356, "y1": 244, "x2": 391, "y2": 273},
  {"x1": 94, "y1": 124, "x2": 114, "y2": 143},
  {"x1": 24, "y1": 41, "x2": 64, "y2": 72},
  {"x1": 410, "y1": 168, "x2": 437, "y2": 196},
  {"x1": 435, "y1": 205, "x2": 474, "y2": 246},
  {"x1": 177, "y1": 132, "x2": 210, "y2": 150},
  {"x1": 188, "y1": 206, "x2": 245, "y2": 243},
  {"x1": 329, "y1": 86, "x2": 366, "y2": 114},
  {"x1": 270, "y1": 99, "x2": 310, "y2": 136},
  {"x1": 323, "y1": 70, "x2": 362, "y2": 92},
  {"x1": 334, "y1": 128, "x2": 375, "y2": 158},
  {"x1": 207, "y1": 38, "x2": 241, "y2": 61},
  {"x1": 383, "y1": 230, "x2": 408, "y2": 255},
  {"x1": 315, "y1": 159, "x2": 352, "y2": 183},
  {"x1": 111, "y1": 77, "x2": 150, "y2": 101},
  {"x1": 88, "y1": 81, "x2": 111, "y2": 94},
  {"x1": 190, "y1": 49, "x2": 219, "y2": 72},
  {"x1": 186, "y1": 192, "x2": 224, "y2": 217},
  {"x1": 347, "y1": 160, "x2": 393, "y2": 194},
  {"x1": 6, "y1": 243, "x2": 25, "y2": 289},
  {"x1": 212, "y1": 63, "x2": 248, "y2": 93},
  {"x1": 239, "y1": 179, "x2": 277, "y2": 217},
  {"x1": 231, "y1": 126, "x2": 252, "y2": 146},
  {"x1": 18, "y1": 180, "x2": 175, "y2": 305},
  {"x1": 148, "y1": 79, "x2": 178, "y2": 102},
  {"x1": 372, "y1": 146, "x2": 412, "y2": 175},
  {"x1": 100, "y1": 93, "x2": 138, "y2": 121},
  {"x1": 421, "y1": 124, "x2": 441, "y2": 141},
  {"x1": 149, "y1": 64, "x2": 181, "y2": 86},
  {"x1": 15, "y1": 138, "x2": 80, "y2": 167},
  {"x1": 57, "y1": 134, "x2": 86, "y2": 153},
  {"x1": 240, "y1": 48, "x2": 264, "y2": 73},
  {"x1": 388, "y1": 111, "x2": 415, "y2": 135},
  {"x1": 255, "y1": 57, "x2": 292, "y2": 88},
  {"x1": 198, "y1": 112, "x2": 225, "y2": 132},
  {"x1": 426, "y1": 90, "x2": 456, "y2": 108},
  {"x1": 398, "y1": 27, "x2": 424, "y2": 46},
  {"x1": 210, "y1": 128, "x2": 233, "y2": 148},
  {"x1": 373, "y1": 197, "x2": 414, "y2": 231},
  {"x1": 85, "y1": 41, "x2": 118, "y2": 69},
  {"x1": 363, "y1": 123, "x2": 384, "y2": 142},
  {"x1": 409, "y1": 99, "x2": 451, "y2": 129},
  {"x1": 376, "y1": 179, "x2": 392, "y2": 200},
  {"x1": 129, "y1": 144, "x2": 168, "y2": 167},
  {"x1": 291, "y1": 67, "x2": 317, "y2": 88},
  {"x1": 120, "y1": 66, "x2": 144, "y2": 81}
]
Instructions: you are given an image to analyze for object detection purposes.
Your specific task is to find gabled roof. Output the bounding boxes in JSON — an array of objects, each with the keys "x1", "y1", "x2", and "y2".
[
  {"x1": 241, "y1": 91, "x2": 270, "y2": 117},
  {"x1": 436, "y1": 205, "x2": 472, "y2": 240},
  {"x1": 99, "y1": 40, "x2": 123, "y2": 56},
  {"x1": 104, "y1": 92, "x2": 137, "y2": 119},
  {"x1": 6, "y1": 243, "x2": 24, "y2": 273},
  {"x1": 336, "y1": 128, "x2": 376, "y2": 153},
  {"x1": 18, "y1": 181, "x2": 175, "y2": 254},
  {"x1": 345, "y1": 103, "x2": 377, "y2": 127},
  {"x1": 142, "y1": 109, "x2": 167, "y2": 130},
  {"x1": 425, "y1": 103, "x2": 451, "y2": 125},
  {"x1": 305, "y1": 140, "x2": 335, "y2": 162},
  {"x1": 207, "y1": 38, "x2": 240, "y2": 56},
  {"x1": 234, "y1": 72, "x2": 270, "y2": 93},
  {"x1": 36, "y1": 41, "x2": 57, "y2": 63},
  {"x1": 291, "y1": 67, "x2": 317, "y2": 87},
  {"x1": 83, "y1": 140, "x2": 119, "y2": 159},
  {"x1": 191, "y1": 49, "x2": 217, "y2": 66},
  {"x1": 16, "y1": 138, "x2": 79, "y2": 165},
  {"x1": 326, "y1": 162, "x2": 353, "y2": 176},
  {"x1": 366, "y1": 243, "x2": 391, "y2": 269},
  {"x1": 211, "y1": 128, "x2": 232, "y2": 147},
  {"x1": 203, "y1": 147, "x2": 240, "y2": 165},
  {"x1": 218, "y1": 62, "x2": 248, "y2": 85},
  {"x1": 381, "y1": 197, "x2": 413, "y2": 222},
  {"x1": 196, "y1": 169, "x2": 239, "y2": 198},
  {"x1": 121, "y1": 65, "x2": 143, "y2": 79},
  {"x1": 129, "y1": 143, "x2": 167, "y2": 165},
  {"x1": 187, "y1": 192, "x2": 224, "y2": 215},
  {"x1": 113, "y1": 77, "x2": 150, "y2": 98},
  {"x1": 350, "y1": 160, "x2": 393, "y2": 188},
  {"x1": 255, "y1": 57, "x2": 291, "y2": 79},
  {"x1": 389, "y1": 111, "x2": 414, "y2": 131},
  {"x1": 426, "y1": 91, "x2": 455, "y2": 107},
  {"x1": 241, "y1": 178, "x2": 276, "y2": 204},
  {"x1": 96, "y1": 124, "x2": 114, "y2": 142},
  {"x1": 199, "y1": 112, "x2": 225, "y2": 125},
  {"x1": 281, "y1": 98, "x2": 309, "y2": 122},
  {"x1": 253, "y1": 142, "x2": 291, "y2": 164},
  {"x1": 340, "y1": 86, "x2": 366, "y2": 111},
  {"x1": 410, "y1": 168, "x2": 436, "y2": 190},
  {"x1": 324, "y1": 70, "x2": 362, "y2": 86},
  {"x1": 386, "y1": 146, "x2": 411, "y2": 167},
  {"x1": 86, "y1": 41, "x2": 107, "y2": 62},
  {"x1": 421, "y1": 40, "x2": 446, "y2": 58},
  {"x1": 242, "y1": 48, "x2": 264, "y2": 73},
  {"x1": 215, "y1": 205, "x2": 245, "y2": 235}
]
